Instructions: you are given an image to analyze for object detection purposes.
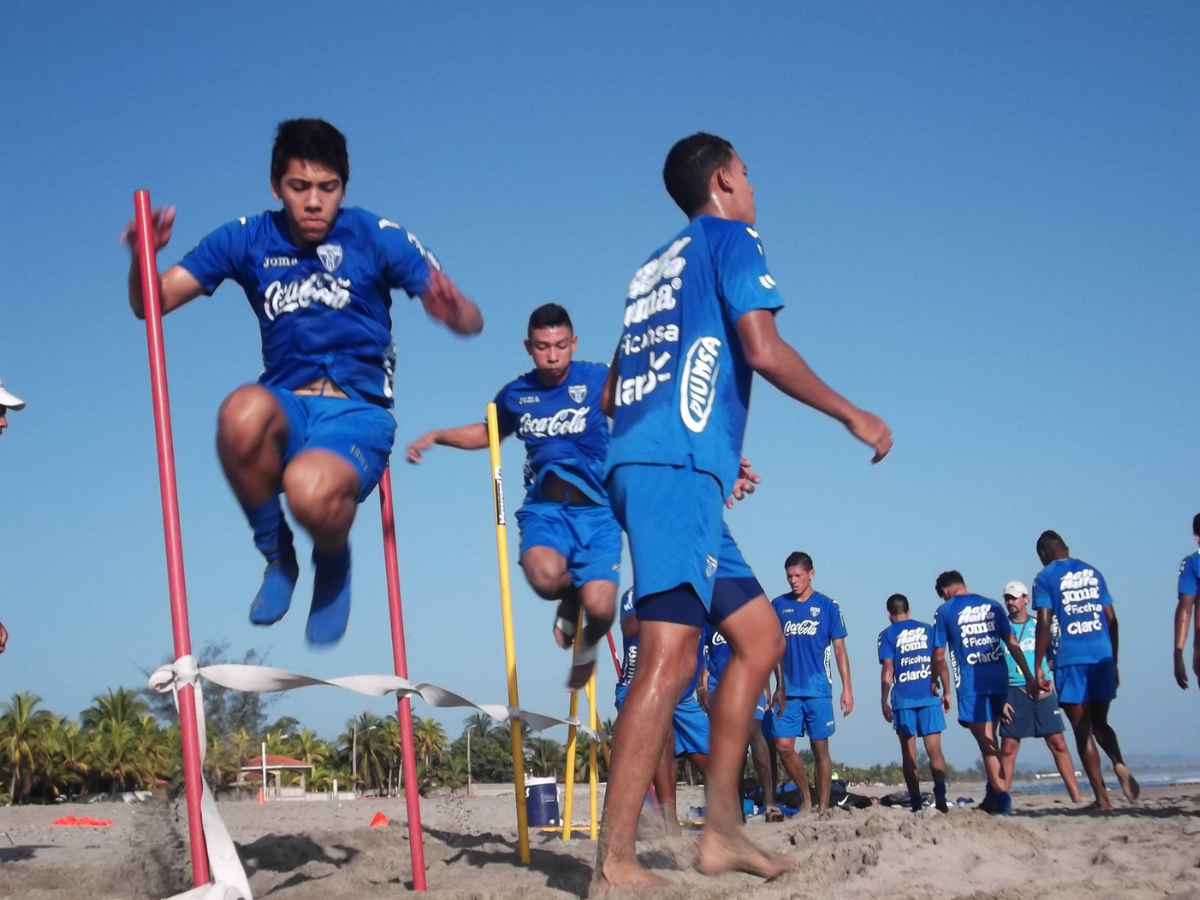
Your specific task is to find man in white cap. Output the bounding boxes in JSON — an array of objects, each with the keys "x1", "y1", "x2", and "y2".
[
  {"x1": 997, "y1": 579, "x2": 1081, "y2": 802},
  {"x1": 0, "y1": 379, "x2": 25, "y2": 437}
]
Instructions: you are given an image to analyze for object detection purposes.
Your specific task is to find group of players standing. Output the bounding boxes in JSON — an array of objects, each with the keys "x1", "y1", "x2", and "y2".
[{"x1": 123, "y1": 118, "x2": 1174, "y2": 891}]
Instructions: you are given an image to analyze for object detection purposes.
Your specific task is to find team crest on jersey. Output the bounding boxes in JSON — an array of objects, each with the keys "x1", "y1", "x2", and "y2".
[
  {"x1": 810, "y1": 606, "x2": 821, "y2": 617},
  {"x1": 317, "y1": 243, "x2": 343, "y2": 273},
  {"x1": 568, "y1": 384, "x2": 587, "y2": 403}
]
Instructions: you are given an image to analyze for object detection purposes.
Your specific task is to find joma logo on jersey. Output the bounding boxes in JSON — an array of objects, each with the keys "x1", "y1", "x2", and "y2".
[
  {"x1": 517, "y1": 396, "x2": 540, "y2": 405},
  {"x1": 262, "y1": 255, "x2": 298, "y2": 268},
  {"x1": 680, "y1": 336, "x2": 721, "y2": 433},
  {"x1": 264, "y1": 273, "x2": 352, "y2": 321},
  {"x1": 316, "y1": 243, "x2": 343, "y2": 272},
  {"x1": 518, "y1": 407, "x2": 589, "y2": 438}
]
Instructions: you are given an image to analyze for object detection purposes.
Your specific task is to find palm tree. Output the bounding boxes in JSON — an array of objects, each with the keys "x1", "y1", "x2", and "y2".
[
  {"x1": 412, "y1": 716, "x2": 448, "y2": 769},
  {"x1": 82, "y1": 688, "x2": 148, "y2": 732},
  {"x1": 203, "y1": 734, "x2": 238, "y2": 787},
  {"x1": 56, "y1": 719, "x2": 92, "y2": 796},
  {"x1": 442, "y1": 755, "x2": 469, "y2": 792},
  {"x1": 0, "y1": 691, "x2": 57, "y2": 804},
  {"x1": 530, "y1": 737, "x2": 564, "y2": 778},
  {"x1": 462, "y1": 712, "x2": 495, "y2": 741},
  {"x1": 229, "y1": 728, "x2": 257, "y2": 786},
  {"x1": 338, "y1": 713, "x2": 390, "y2": 791},
  {"x1": 88, "y1": 719, "x2": 153, "y2": 793},
  {"x1": 290, "y1": 728, "x2": 329, "y2": 766}
]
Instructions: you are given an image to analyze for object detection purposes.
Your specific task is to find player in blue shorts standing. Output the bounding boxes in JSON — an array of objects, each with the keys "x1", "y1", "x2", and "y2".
[
  {"x1": 996, "y1": 580, "x2": 1082, "y2": 803},
  {"x1": 594, "y1": 132, "x2": 892, "y2": 889},
  {"x1": 405, "y1": 304, "x2": 619, "y2": 687},
  {"x1": 1033, "y1": 530, "x2": 1138, "y2": 809},
  {"x1": 123, "y1": 119, "x2": 481, "y2": 645},
  {"x1": 878, "y1": 593, "x2": 950, "y2": 813},
  {"x1": 614, "y1": 588, "x2": 709, "y2": 833},
  {"x1": 767, "y1": 552, "x2": 853, "y2": 813},
  {"x1": 933, "y1": 571, "x2": 1038, "y2": 814},
  {"x1": 1173, "y1": 513, "x2": 1200, "y2": 692},
  {"x1": 697, "y1": 620, "x2": 780, "y2": 821}
]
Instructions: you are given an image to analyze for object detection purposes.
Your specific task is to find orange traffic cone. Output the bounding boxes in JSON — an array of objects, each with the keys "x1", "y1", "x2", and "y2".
[
  {"x1": 370, "y1": 812, "x2": 389, "y2": 827},
  {"x1": 256, "y1": 787, "x2": 265, "y2": 804}
]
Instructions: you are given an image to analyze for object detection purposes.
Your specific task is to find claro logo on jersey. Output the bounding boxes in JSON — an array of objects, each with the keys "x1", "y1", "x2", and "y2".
[
  {"x1": 264, "y1": 273, "x2": 352, "y2": 321},
  {"x1": 518, "y1": 407, "x2": 590, "y2": 438},
  {"x1": 680, "y1": 336, "x2": 721, "y2": 433}
]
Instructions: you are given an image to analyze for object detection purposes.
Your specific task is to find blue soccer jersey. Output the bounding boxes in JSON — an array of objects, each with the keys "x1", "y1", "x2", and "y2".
[
  {"x1": 877, "y1": 620, "x2": 940, "y2": 710},
  {"x1": 1032, "y1": 558, "x2": 1114, "y2": 667},
  {"x1": 705, "y1": 623, "x2": 733, "y2": 685},
  {"x1": 179, "y1": 207, "x2": 439, "y2": 408},
  {"x1": 493, "y1": 361, "x2": 611, "y2": 504},
  {"x1": 933, "y1": 594, "x2": 1012, "y2": 697},
  {"x1": 773, "y1": 591, "x2": 848, "y2": 698},
  {"x1": 606, "y1": 215, "x2": 783, "y2": 497},
  {"x1": 1180, "y1": 552, "x2": 1200, "y2": 597}
]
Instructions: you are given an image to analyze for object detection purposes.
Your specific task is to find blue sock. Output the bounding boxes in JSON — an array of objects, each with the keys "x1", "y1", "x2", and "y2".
[
  {"x1": 245, "y1": 498, "x2": 298, "y2": 625},
  {"x1": 307, "y1": 545, "x2": 351, "y2": 645},
  {"x1": 933, "y1": 782, "x2": 948, "y2": 811},
  {"x1": 909, "y1": 792, "x2": 923, "y2": 812}
]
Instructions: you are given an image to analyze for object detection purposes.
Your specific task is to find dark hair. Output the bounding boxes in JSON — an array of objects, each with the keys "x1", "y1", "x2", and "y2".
[
  {"x1": 1036, "y1": 530, "x2": 1067, "y2": 559},
  {"x1": 886, "y1": 593, "x2": 910, "y2": 616},
  {"x1": 663, "y1": 132, "x2": 735, "y2": 216},
  {"x1": 527, "y1": 303, "x2": 573, "y2": 336},
  {"x1": 934, "y1": 571, "x2": 964, "y2": 596},
  {"x1": 271, "y1": 119, "x2": 349, "y2": 186},
  {"x1": 784, "y1": 551, "x2": 813, "y2": 572},
  {"x1": 1193, "y1": 513, "x2": 1199, "y2": 537}
]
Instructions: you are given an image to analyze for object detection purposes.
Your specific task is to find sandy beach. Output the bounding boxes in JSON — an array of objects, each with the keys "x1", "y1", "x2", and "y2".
[{"x1": 3, "y1": 781, "x2": 1199, "y2": 900}]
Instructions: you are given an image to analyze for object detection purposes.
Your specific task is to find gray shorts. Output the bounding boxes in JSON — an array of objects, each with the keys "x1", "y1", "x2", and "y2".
[{"x1": 999, "y1": 685, "x2": 1065, "y2": 740}]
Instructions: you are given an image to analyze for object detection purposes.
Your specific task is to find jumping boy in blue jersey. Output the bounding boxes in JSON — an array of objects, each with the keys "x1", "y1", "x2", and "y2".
[
  {"x1": 123, "y1": 119, "x2": 482, "y2": 645},
  {"x1": 767, "y1": 552, "x2": 853, "y2": 814},
  {"x1": 614, "y1": 587, "x2": 709, "y2": 833},
  {"x1": 406, "y1": 304, "x2": 618, "y2": 688},
  {"x1": 1033, "y1": 530, "x2": 1138, "y2": 809},
  {"x1": 878, "y1": 593, "x2": 950, "y2": 813},
  {"x1": 593, "y1": 132, "x2": 892, "y2": 891},
  {"x1": 933, "y1": 571, "x2": 1038, "y2": 814},
  {"x1": 1173, "y1": 513, "x2": 1200, "y2": 692}
]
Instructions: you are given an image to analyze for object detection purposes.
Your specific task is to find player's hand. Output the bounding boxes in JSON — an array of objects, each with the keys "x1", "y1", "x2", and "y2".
[
  {"x1": 420, "y1": 268, "x2": 483, "y2": 335},
  {"x1": 840, "y1": 688, "x2": 854, "y2": 717},
  {"x1": 845, "y1": 409, "x2": 892, "y2": 464},
  {"x1": 1023, "y1": 680, "x2": 1042, "y2": 702},
  {"x1": 1036, "y1": 665, "x2": 1052, "y2": 693},
  {"x1": 405, "y1": 431, "x2": 439, "y2": 464},
  {"x1": 725, "y1": 457, "x2": 761, "y2": 509},
  {"x1": 1002, "y1": 703, "x2": 1014, "y2": 724},
  {"x1": 1192, "y1": 643, "x2": 1200, "y2": 686},
  {"x1": 941, "y1": 692, "x2": 951, "y2": 713},
  {"x1": 1175, "y1": 649, "x2": 1189, "y2": 690},
  {"x1": 881, "y1": 701, "x2": 892, "y2": 723},
  {"x1": 0, "y1": 627, "x2": 7, "y2": 654},
  {"x1": 120, "y1": 205, "x2": 176, "y2": 253},
  {"x1": 1114, "y1": 664, "x2": 1120, "y2": 690},
  {"x1": 773, "y1": 688, "x2": 787, "y2": 714},
  {"x1": 697, "y1": 684, "x2": 710, "y2": 713}
]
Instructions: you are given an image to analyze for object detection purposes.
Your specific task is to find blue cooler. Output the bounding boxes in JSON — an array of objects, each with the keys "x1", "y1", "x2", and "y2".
[{"x1": 525, "y1": 777, "x2": 561, "y2": 827}]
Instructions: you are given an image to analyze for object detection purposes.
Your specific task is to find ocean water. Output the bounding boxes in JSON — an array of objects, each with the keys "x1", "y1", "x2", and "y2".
[{"x1": 1009, "y1": 772, "x2": 1200, "y2": 795}]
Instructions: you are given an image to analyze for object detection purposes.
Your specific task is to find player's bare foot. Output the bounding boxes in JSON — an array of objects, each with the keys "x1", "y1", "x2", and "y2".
[
  {"x1": 1084, "y1": 798, "x2": 1113, "y2": 812},
  {"x1": 696, "y1": 829, "x2": 793, "y2": 880},
  {"x1": 590, "y1": 859, "x2": 669, "y2": 894},
  {"x1": 1115, "y1": 764, "x2": 1140, "y2": 802},
  {"x1": 567, "y1": 656, "x2": 596, "y2": 691}
]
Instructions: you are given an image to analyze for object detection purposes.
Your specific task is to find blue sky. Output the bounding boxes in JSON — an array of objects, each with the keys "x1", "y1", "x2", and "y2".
[{"x1": 1, "y1": 3, "x2": 1197, "y2": 770}]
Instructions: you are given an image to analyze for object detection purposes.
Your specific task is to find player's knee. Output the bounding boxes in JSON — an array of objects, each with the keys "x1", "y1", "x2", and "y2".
[
  {"x1": 773, "y1": 739, "x2": 794, "y2": 756},
  {"x1": 519, "y1": 553, "x2": 567, "y2": 598},
  {"x1": 282, "y1": 455, "x2": 357, "y2": 529},
  {"x1": 217, "y1": 386, "x2": 282, "y2": 461}
]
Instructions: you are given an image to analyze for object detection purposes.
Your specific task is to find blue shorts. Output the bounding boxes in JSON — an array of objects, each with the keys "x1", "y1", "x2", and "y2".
[
  {"x1": 1055, "y1": 660, "x2": 1117, "y2": 705},
  {"x1": 608, "y1": 463, "x2": 761, "y2": 627},
  {"x1": 268, "y1": 387, "x2": 396, "y2": 503},
  {"x1": 515, "y1": 501, "x2": 622, "y2": 588},
  {"x1": 999, "y1": 685, "x2": 1065, "y2": 739},
  {"x1": 673, "y1": 694, "x2": 710, "y2": 757},
  {"x1": 956, "y1": 691, "x2": 1007, "y2": 725},
  {"x1": 765, "y1": 696, "x2": 836, "y2": 741},
  {"x1": 614, "y1": 686, "x2": 710, "y2": 757},
  {"x1": 706, "y1": 674, "x2": 768, "y2": 721},
  {"x1": 893, "y1": 704, "x2": 946, "y2": 738}
]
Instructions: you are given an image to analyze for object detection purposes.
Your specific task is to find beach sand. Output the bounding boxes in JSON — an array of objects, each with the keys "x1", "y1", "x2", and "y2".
[{"x1": 3, "y1": 782, "x2": 1199, "y2": 899}]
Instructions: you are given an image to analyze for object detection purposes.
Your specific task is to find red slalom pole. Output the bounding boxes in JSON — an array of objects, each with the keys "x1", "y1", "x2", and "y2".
[
  {"x1": 133, "y1": 191, "x2": 210, "y2": 888},
  {"x1": 606, "y1": 632, "x2": 621, "y2": 678},
  {"x1": 379, "y1": 468, "x2": 427, "y2": 891}
]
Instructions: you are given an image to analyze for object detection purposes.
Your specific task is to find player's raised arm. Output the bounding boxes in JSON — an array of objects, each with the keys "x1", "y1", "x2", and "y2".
[
  {"x1": 121, "y1": 206, "x2": 205, "y2": 319},
  {"x1": 734, "y1": 310, "x2": 892, "y2": 463},
  {"x1": 405, "y1": 422, "x2": 491, "y2": 463},
  {"x1": 420, "y1": 268, "x2": 483, "y2": 335}
]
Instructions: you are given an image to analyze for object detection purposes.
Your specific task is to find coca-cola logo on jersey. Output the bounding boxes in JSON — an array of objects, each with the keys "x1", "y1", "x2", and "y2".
[
  {"x1": 783, "y1": 620, "x2": 819, "y2": 637},
  {"x1": 264, "y1": 273, "x2": 352, "y2": 322},
  {"x1": 518, "y1": 407, "x2": 590, "y2": 439}
]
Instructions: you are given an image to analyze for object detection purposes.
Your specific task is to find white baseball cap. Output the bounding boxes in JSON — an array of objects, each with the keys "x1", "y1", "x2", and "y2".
[
  {"x1": 1003, "y1": 580, "x2": 1028, "y2": 599},
  {"x1": 0, "y1": 380, "x2": 24, "y2": 411}
]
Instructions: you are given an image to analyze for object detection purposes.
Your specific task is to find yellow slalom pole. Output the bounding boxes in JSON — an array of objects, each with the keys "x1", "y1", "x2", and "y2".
[
  {"x1": 486, "y1": 403, "x2": 531, "y2": 865},
  {"x1": 560, "y1": 608, "x2": 585, "y2": 841},
  {"x1": 585, "y1": 674, "x2": 599, "y2": 841}
]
